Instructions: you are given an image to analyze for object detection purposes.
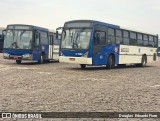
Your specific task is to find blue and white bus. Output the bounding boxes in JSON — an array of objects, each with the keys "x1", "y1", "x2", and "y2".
[
  {"x1": 59, "y1": 20, "x2": 158, "y2": 69},
  {"x1": 3, "y1": 24, "x2": 61, "y2": 64}
]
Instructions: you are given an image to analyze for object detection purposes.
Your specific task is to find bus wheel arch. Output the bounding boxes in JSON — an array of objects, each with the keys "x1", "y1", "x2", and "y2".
[{"x1": 106, "y1": 53, "x2": 115, "y2": 69}]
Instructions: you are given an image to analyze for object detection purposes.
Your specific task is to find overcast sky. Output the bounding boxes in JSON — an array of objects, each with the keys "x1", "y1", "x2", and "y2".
[{"x1": 0, "y1": 0, "x2": 160, "y2": 36}]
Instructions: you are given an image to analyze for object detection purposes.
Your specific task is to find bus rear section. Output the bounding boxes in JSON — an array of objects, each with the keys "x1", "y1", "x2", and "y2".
[{"x1": 59, "y1": 20, "x2": 158, "y2": 69}]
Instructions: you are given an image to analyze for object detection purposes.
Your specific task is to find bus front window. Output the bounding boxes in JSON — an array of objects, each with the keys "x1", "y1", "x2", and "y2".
[
  {"x1": 4, "y1": 30, "x2": 32, "y2": 49},
  {"x1": 61, "y1": 28, "x2": 91, "y2": 49}
]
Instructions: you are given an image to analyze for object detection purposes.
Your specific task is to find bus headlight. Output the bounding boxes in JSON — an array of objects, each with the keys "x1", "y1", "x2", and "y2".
[
  {"x1": 3, "y1": 53, "x2": 10, "y2": 59},
  {"x1": 22, "y1": 54, "x2": 32, "y2": 60}
]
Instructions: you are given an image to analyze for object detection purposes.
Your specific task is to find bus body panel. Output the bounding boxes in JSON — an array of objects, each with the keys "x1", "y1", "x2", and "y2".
[
  {"x1": 92, "y1": 44, "x2": 119, "y2": 65},
  {"x1": 119, "y1": 45, "x2": 158, "y2": 64},
  {"x1": 59, "y1": 49, "x2": 92, "y2": 64},
  {"x1": 49, "y1": 45, "x2": 59, "y2": 60},
  {"x1": 60, "y1": 49, "x2": 89, "y2": 57},
  {"x1": 3, "y1": 48, "x2": 33, "y2": 55},
  {"x1": 32, "y1": 44, "x2": 49, "y2": 61},
  {"x1": 59, "y1": 56, "x2": 92, "y2": 64},
  {"x1": 3, "y1": 48, "x2": 33, "y2": 60},
  {"x1": 3, "y1": 45, "x2": 49, "y2": 61}
]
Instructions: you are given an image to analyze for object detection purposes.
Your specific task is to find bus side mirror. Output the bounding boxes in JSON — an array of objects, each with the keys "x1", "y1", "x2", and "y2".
[
  {"x1": 2, "y1": 30, "x2": 6, "y2": 35},
  {"x1": 56, "y1": 31, "x2": 58, "y2": 39}
]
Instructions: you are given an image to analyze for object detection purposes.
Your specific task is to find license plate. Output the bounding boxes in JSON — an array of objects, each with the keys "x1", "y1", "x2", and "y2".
[
  {"x1": 69, "y1": 58, "x2": 75, "y2": 61},
  {"x1": 12, "y1": 56, "x2": 18, "y2": 59}
]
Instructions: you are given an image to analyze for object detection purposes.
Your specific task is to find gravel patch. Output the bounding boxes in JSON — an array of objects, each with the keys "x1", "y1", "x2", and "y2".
[{"x1": 0, "y1": 53, "x2": 160, "y2": 121}]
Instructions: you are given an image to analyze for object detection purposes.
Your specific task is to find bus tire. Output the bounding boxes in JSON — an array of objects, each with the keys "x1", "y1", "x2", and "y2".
[
  {"x1": 141, "y1": 55, "x2": 147, "y2": 67},
  {"x1": 106, "y1": 55, "x2": 115, "y2": 69},
  {"x1": 16, "y1": 60, "x2": 22, "y2": 64},
  {"x1": 80, "y1": 64, "x2": 86, "y2": 69},
  {"x1": 38, "y1": 54, "x2": 45, "y2": 64}
]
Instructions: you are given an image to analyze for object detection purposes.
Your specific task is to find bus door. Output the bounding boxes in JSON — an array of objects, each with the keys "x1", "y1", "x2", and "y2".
[
  {"x1": 92, "y1": 25, "x2": 107, "y2": 65},
  {"x1": 32, "y1": 32, "x2": 40, "y2": 60},
  {"x1": 53, "y1": 35, "x2": 60, "y2": 60},
  {"x1": 49, "y1": 34, "x2": 54, "y2": 59}
]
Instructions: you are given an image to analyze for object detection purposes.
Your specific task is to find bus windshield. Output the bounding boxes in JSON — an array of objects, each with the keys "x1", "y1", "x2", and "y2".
[
  {"x1": 4, "y1": 30, "x2": 32, "y2": 49},
  {"x1": 61, "y1": 28, "x2": 91, "y2": 49}
]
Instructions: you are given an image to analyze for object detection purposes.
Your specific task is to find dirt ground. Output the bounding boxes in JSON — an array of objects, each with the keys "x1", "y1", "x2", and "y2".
[{"x1": 0, "y1": 53, "x2": 160, "y2": 121}]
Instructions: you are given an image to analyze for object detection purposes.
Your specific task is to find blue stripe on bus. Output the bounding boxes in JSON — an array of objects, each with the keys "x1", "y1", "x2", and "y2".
[
  {"x1": 3, "y1": 44, "x2": 49, "y2": 61},
  {"x1": 3, "y1": 49, "x2": 33, "y2": 55},
  {"x1": 61, "y1": 49, "x2": 88, "y2": 57}
]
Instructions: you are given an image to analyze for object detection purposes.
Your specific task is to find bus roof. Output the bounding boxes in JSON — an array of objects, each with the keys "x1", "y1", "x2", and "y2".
[
  {"x1": 7, "y1": 24, "x2": 48, "y2": 31},
  {"x1": 65, "y1": 20, "x2": 120, "y2": 29},
  {"x1": 121, "y1": 27, "x2": 158, "y2": 36},
  {"x1": 65, "y1": 20, "x2": 158, "y2": 36}
]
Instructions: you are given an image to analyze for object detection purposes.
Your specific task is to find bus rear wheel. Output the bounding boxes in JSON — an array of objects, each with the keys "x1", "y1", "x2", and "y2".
[
  {"x1": 106, "y1": 55, "x2": 115, "y2": 69},
  {"x1": 80, "y1": 64, "x2": 86, "y2": 69},
  {"x1": 16, "y1": 60, "x2": 22, "y2": 64},
  {"x1": 141, "y1": 55, "x2": 147, "y2": 67}
]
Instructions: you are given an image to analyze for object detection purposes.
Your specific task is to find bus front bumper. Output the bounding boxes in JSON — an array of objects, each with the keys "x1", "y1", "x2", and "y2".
[
  {"x1": 3, "y1": 53, "x2": 32, "y2": 60},
  {"x1": 59, "y1": 56, "x2": 92, "y2": 65}
]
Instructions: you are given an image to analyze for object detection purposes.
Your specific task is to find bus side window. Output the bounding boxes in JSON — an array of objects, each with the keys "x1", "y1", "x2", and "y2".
[
  {"x1": 40, "y1": 32, "x2": 48, "y2": 45},
  {"x1": 35, "y1": 33, "x2": 40, "y2": 47},
  {"x1": 143, "y1": 34, "x2": 148, "y2": 47},
  {"x1": 154, "y1": 36, "x2": 158, "y2": 47},
  {"x1": 130, "y1": 32, "x2": 137, "y2": 46},
  {"x1": 108, "y1": 28, "x2": 115, "y2": 44},
  {"x1": 137, "y1": 33, "x2": 143, "y2": 46},
  {"x1": 94, "y1": 31, "x2": 106, "y2": 45},
  {"x1": 123, "y1": 31, "x2": 129, "y2": 45},
  {"x1": 149, "y1": 36, "x2": 154, "y2": 47},
  {"x1": 116, "y1": 29, "x2": 122, "y2": 44}
]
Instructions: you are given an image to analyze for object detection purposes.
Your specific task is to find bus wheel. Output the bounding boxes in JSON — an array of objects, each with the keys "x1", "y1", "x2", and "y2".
[
  {"x1": 106, "y1": 55, "x2": 115, "y2": 69},
  {"x1": 16, "y1": 60, "x2": 22, "y2": 64},
  {"x1": 141, "y1": 55, "x2": 147, "y2": 67},
  {"x1": 80, "y1": 64, "x2": 86, "y2": 69},
  {"x1": 38, "y1": 55, "x2": 45, "y2": 64}
]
